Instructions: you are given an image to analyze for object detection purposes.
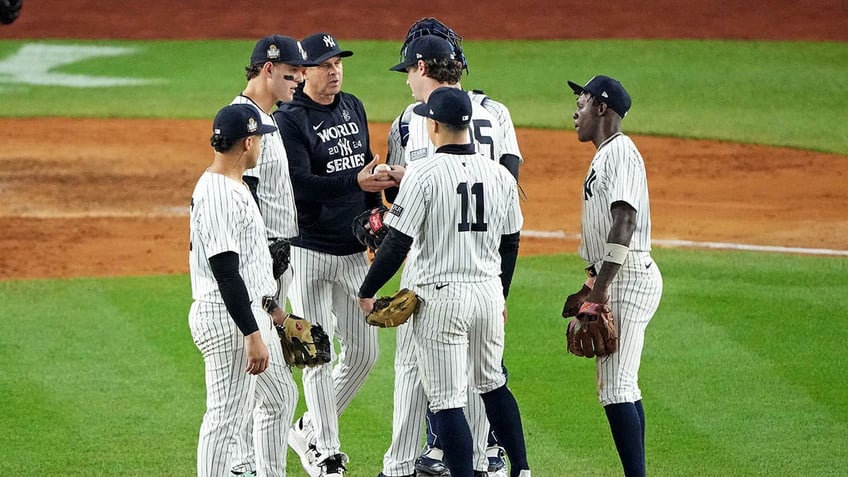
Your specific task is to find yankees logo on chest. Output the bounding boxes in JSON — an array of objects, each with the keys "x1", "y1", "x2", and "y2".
[{"x1": 583, "y1": 168, "x2": 598, "y2": 200}]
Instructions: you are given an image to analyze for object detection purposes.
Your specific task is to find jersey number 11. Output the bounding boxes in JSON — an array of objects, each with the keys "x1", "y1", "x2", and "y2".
[{"x1": 456, "y1": 182, "x2": 488, "y2": 232}]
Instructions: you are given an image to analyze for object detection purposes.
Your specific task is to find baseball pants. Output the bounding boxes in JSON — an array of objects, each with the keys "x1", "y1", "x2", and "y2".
[
  {"x1": 231, "y1": 268, "x2": 294, "y2": 474},
  {"x1": 382, "y1": 319, "x2": 490, "y2": 475},
  {"x1": 289, "y1": 246, "x2": 380, "y2": 456},
  {"x1": 596, "y1": 252, "x2": 663, "y2": 405},
  {"x1": 189, "y1": 301, "x2": 298, "y2": 477}
]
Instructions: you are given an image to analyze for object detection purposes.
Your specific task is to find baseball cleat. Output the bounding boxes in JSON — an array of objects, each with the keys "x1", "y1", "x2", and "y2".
[
  {"x1": 486, "y1": 445, "x2": 507, "y2": 476},
  {"x1": 414, "y1": 446, "x2": 450, "y2": 476},
  {"x1": 289, "y1": 416, "x2": 321, "y2": 477},
  {"x1": 318, "y1": 452, "x2": 349, "y2": 477}
]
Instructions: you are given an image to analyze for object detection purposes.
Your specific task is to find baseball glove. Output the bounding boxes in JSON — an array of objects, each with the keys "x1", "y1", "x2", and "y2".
[
  {"x1": 365, "y1": 288, "x2": 421, "y2": 328},
  {"x1": 275, "y1": 315, "x2": 332, "y2": 368},
  {"x1": 352, "y1": 205, "x2": 389, "y2": 252},
  {"x1": 566, "y1": 302, "x2": 618, "y2": 358},
  {"x1": 269, "y1": 238, "x2": 291, "y2": 280}
]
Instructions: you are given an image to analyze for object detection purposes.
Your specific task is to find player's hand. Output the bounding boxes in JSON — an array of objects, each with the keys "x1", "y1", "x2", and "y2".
[
  {"x1": 358, "y1": 156, "x2": 399, "y2": 191},
  {"x1": 385, "y1": 164, "x2": 405, "y2": 183},
  {"x1": 563, "y1": 283, "x2": 593, "y2": 318},
  {"x1": 244, "y1": 332, "x2": 269, "y2": 375},
  {"x1": 358, "y1": 297, "x2": 375, "y2": 314}
]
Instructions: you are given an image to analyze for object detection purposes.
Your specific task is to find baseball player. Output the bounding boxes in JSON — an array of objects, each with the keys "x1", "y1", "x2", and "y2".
[
  {"x1": 273, "y1": 33, "x2": 398, "y2": 477},
  {"x1": 565, "y1": 75, "x2": 663, "y2": 477},
  {"x1": 380, "y1": 32, "x2": 521, "y2": 477},
  {"x1": 228, "y1": 34, "x2": 316, "y2": 477},
  {"x1": 188, "y1": 103, "x2": 299, "y2": 477},
  {"x1": 358, "y1": 87, "x2": 531, "y2": 477}
]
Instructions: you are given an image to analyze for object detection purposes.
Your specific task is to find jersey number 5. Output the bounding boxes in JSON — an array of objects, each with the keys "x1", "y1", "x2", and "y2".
[
  {"x1": 472, "y1": 119, "x2": 494, "y2": 161},
  {"x1": 457, "y1": 182, "x2": 488, "y2": 232}
]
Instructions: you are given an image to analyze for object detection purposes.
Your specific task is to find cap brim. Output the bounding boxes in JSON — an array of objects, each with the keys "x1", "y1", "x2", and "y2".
[
  {"x1": 282, "y1": 58, "x2": 319, "y2": 67},
  {"x1": 257, "y1": 124, "x2": 277, "y2": 135},
  {"x1": 390, "y1": 60, "x2": 414, "y2": 72},
  {"x1": 309, "y1": 50, "x2": 354, "y2": 65},
  {"x1": 567, "y1": 80, "x2": 585, "y2": 95},
  {"x1": 412, "y1": 102, "x2": 430, "y2": 117}
]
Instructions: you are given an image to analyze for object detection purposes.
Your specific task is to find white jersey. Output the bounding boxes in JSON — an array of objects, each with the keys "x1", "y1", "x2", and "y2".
[
  {"x1": 467, "y1": 90, "x2": 523, "y2": 164},
  {"x1": 579, "y1": 132, "x2": 653, "y2": 264},
  {"x1": 189, "y1": 171, "x2": 277, "y2": 303},
  {"x1": 387, "y1": 91, "x2": 521, "y2": 169},
  {"x1": 231, "y1": 95, "x2": 299, "y2": 240},
  {"x1": 385, "y1": 149, "x2": 523, "y2": 286}
]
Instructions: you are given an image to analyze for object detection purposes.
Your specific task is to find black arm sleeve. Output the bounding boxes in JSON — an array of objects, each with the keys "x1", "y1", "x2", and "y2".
[
  {"x1": 358, "y1": 228, "x2": 413, "y2": 298},
  {"x1": 499, "y1": 153, "x2": 521, "y2": 180},
  {"x1": 498, "y1": 232, "x2": 520, "y2": 298},
  {"x1": 384, "y1": 186, "x2": 399, "y2": 204},
  {"x1": 209, "y1": 251, "x2": 259, "y2": 336}
]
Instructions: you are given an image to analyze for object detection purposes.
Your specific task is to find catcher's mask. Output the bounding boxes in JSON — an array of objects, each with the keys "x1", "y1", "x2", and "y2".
[{"x1": 402, "y1": 17, "x2": 468, "y2": 73}]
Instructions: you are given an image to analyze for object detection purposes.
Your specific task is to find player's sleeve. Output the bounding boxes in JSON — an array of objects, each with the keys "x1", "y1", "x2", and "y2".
[
  {"x1": 470, "y1": 92, "x2": 523, "y2": 163},
  {"x1": 358, "y1": 228, "x2": 413, "y2": 298},
  {"x1": 383, "y1": 170, "x2": 427, "y2": 238},
  {"x1": 273, "y1": 108, "x2": 361, "y2": 201},
  {"x1": 386, "y1": 115, "x2": 405, "y2": 167},
  {"x1": 503, "y1": 173, "x2": 524, "y2": 235},
  {"x1": 605, "y1": 137, "x2": 647, "y2": 213},
  {"x1": 194, "y1": 182, "x2": 250, "y2": 258},
  {"x1": 209, "y1": 251, "x2": 259, "y2": 336}
]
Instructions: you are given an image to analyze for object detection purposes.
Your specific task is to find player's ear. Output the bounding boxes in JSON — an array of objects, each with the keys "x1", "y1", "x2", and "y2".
[{"x1": 597, "y1": 102, "x2": 608, "y2": 116}]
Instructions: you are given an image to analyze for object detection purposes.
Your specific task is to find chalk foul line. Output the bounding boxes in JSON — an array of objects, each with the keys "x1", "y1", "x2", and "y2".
[{"x1": 520, "y1": 229, "x2": 848, "y2": 257}]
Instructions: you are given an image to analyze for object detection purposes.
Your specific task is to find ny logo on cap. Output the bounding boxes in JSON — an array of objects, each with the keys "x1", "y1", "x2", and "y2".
[
  {"x1": 297, "y1": 41, "x2": 308, "y2": 60},
  {"x1": 323, "y1": 35, "x2": 336, "y2": 48},
  {"x1": 267, "y1": 44, "x2": 280, "y2": 60},
  {"x1": 247, "y1": 117, "x2": 259, "y2": 133}
]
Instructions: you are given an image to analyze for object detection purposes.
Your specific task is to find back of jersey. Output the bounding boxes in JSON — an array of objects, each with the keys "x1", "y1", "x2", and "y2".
[
  {"x1": 389, "y1": 100, "x2": 505, "y2": 168},
  {"x1": 386, "y1": 151, "x2": 523, "y2": 286}
]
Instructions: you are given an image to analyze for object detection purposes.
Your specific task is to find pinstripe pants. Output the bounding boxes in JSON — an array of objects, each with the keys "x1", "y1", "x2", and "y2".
[
  {"x1": 382, "y1": 318, "x2": 490, "y2": 475},
  {"x1": 189, "y1": 301, "x2": 298, "y2": 477},
  {"x1": 231, "y1": 268, "x2": 294, "y2": 474},
  {"x1": 596, "y1": 252, "x2": 663, "y2": 405},
  {"x1": 289, "y1": 246, "x2": 380, "y2": 456}
]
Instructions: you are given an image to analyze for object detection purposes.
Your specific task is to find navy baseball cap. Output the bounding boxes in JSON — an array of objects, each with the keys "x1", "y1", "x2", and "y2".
[
  {"x1": 390, "y1": 35, "x2": 455, "y2": 72},
  {"x1": 567, "y1": 75, "x2": 632, "y2": 118},
  {"x1": 212, "y1": 104, "x2": 277, "y2": 139},
  {"x1": 250, "y1": 34, "x2": 316, "y2": 66},
  {"x1": 301, "y1": 32, "x2": 354, "y2": 64},
  {"x1": 413, "y1": 86, "x2": 471, "y2": 127}
]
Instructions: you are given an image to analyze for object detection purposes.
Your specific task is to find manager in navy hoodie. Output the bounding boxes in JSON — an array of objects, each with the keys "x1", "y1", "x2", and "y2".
[{"x1": 273, "y1": 32, "x2": 398, "y2": 477}]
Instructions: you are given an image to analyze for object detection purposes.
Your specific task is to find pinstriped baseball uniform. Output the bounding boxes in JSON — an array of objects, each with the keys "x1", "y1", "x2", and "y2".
[
  {"x1": 232, "y1": 95, "x2": 299, "y2": 241},
  {"x1": 579, "y1": 132, "x2": 663, "y2": 405},
  {"x1": 382, "y1": 91, "x2": 520, "y2": 475},
  {"x1": 188, "y1": 171, "x2": 298, "y2": 477},
  {"x1": 386, "y1": 144, "x2": 523, "y2": 408},
  {"x1": 229, "y1": 94, "x2": 297, "y2": 475}
]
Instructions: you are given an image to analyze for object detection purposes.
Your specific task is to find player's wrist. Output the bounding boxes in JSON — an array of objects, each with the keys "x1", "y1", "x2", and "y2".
[{"x1": 603, "y1": 242, "x2": 629, "y2": 264}]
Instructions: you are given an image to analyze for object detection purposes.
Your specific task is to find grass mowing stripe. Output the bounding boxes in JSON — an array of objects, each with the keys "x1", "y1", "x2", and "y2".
[
  {"x1": 0, "y1": 39, "x2": 846, "y2": 153},
  {"x1": 1, "y1": 249, "x2": 846, "y2": 475}
]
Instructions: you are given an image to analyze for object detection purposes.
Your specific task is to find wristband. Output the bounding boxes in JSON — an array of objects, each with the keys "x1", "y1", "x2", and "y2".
[
  {"x1": 603, "y1": 242, "x2": 629, "y2": 265},
  {"x1": 261, "y1": 295, "x2": 278, "y2": 315}
]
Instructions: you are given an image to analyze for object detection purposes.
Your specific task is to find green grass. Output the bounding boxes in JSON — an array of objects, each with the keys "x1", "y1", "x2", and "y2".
[
  {"x1": 0, "y1": 39, "x2": 846, "y2": 153},
  {"x1": 1, "y1": 249, "x2": 846, "y2": 476}
]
